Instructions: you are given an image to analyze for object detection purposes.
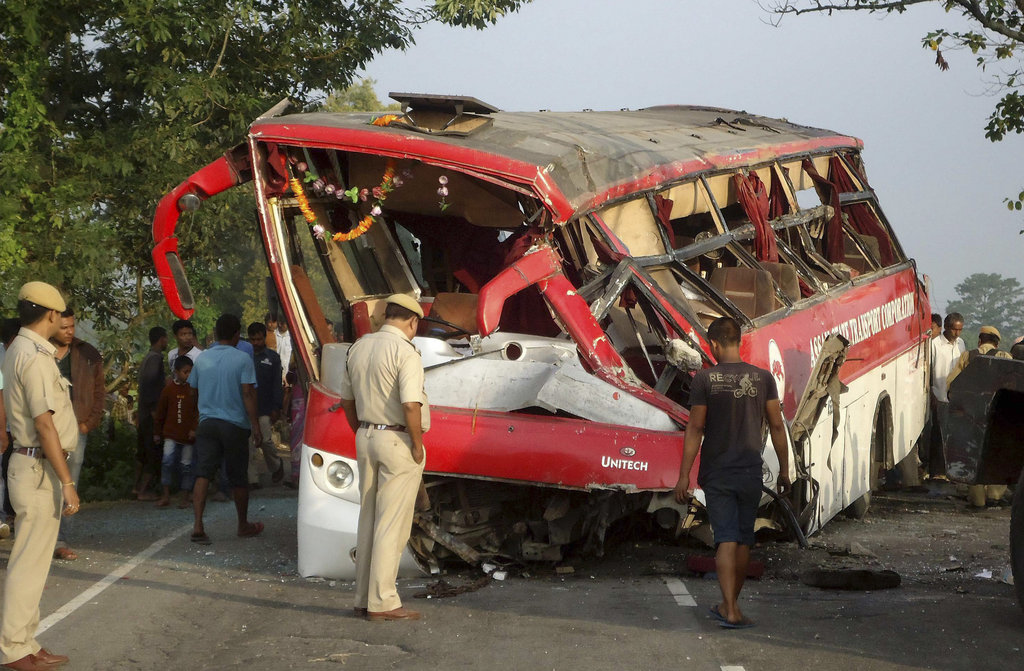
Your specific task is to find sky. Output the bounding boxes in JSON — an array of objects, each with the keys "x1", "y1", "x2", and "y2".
[{"x1": 360, "y1": 0, "x2": 1024, "y2": 320}]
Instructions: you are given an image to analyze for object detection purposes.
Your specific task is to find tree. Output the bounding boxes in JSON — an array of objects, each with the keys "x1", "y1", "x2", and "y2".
[
  {"x1": 1, "y1": 0, "x2": 529, "y2": 384},
  {"x1": 323, "y1": 78, "x2": 401, "y2": 113},
  {"x1": 944, "y1": 272, "x2": 1024, "y2": 348},
  {"x1": 768, "y1": 1, "x2": 1024, "y2": 215}
]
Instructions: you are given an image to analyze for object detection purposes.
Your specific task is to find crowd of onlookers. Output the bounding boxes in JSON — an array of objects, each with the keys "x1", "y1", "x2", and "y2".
[{"x1": 0, "y1": 310, "x2": 301, "y2": 562}]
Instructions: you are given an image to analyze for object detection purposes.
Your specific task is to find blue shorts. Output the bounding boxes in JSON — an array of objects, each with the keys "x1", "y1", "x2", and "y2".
[{"x1": 702, "y1": 473, "x2": 762, "y2": 546}]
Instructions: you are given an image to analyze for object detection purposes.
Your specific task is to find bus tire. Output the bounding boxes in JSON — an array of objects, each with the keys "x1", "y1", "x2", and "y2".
[
  {"x1": 845, "y1": 399, "x2": 889, "y2": 520},
  {"x1": 1011, "y1": 468, "x2": 1024, "y2": 613}
]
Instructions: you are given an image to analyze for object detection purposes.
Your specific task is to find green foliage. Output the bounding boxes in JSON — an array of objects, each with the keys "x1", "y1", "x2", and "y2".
[
  {"x1": 80, "y1": 422, "x2": 137, "y2": 502},
  {"x1": 770, "y1": 1, "x2": 1024, "y2": 228},
  {"x1": 1, "y1": 0, "x2": 528, "y2": 382},
  {"x1": 944, "y1": 272, "x2": 1024, "y2": 349},
  {"x1": 323, "y1": 79, "x2": 401, "y2": 112}
]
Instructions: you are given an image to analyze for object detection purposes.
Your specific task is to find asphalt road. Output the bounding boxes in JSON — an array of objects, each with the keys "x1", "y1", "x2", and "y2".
[{"x1": 1, "y1": 485, "x2": 1021, "y2": 671}]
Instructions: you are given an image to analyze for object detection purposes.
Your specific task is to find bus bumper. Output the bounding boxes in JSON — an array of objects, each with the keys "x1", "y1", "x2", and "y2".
[{"x1": 296, "y1": 442, "x2": 424, "y2": 579}]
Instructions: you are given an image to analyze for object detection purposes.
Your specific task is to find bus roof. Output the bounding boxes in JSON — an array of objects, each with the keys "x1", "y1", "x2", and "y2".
[{"x1": 251, "y1": 105, "x2": 862, "y2": 220}]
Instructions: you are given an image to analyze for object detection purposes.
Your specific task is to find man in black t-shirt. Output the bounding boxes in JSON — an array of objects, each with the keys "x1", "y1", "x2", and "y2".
[{"x1": 674, "y1": 316, "x2": 790, "y2": 629}]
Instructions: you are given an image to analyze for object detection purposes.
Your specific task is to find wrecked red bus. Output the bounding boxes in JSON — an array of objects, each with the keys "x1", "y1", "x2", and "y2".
[{"x1": 151, "y1": 95, "x2": 931, "y2": 578}]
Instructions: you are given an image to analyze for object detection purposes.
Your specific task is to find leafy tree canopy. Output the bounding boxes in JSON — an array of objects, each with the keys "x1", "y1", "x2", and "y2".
[
  {"x1": 944, "y1": 272, "x2": 1024, "y2": 348},
  {"x1": 0, "y1": 0, "x2": 528, "y2": 383},
  {"x1": 323, "y1": 78, "x2": 401, "y2": 112},
  {"x1": 768, "y1": 1, "x2": 1024, "y2": 215}
]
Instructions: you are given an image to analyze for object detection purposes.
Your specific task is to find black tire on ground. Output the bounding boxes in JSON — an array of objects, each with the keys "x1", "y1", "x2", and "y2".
[{"x1": 1011, "y1": 468, "x2": 1024, "y2": 613}]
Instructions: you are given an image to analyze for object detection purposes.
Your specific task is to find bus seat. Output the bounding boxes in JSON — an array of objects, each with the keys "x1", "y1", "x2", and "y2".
[
  {"x1": 760, "y1": 261, "x2": 801, "y2": 303},
  {"x1": 843, "y1": 233, "x2": 880, "y2": 274},
  {"x1": 352, "y1": 296, "x2": 435, "y2": 338},
  {"x1": 427, "y1": 292, "x2": 479, "y2": 336},
  {"x1": 709, "y1": 266, "x2": 775, "y2": 319},
  {"x1": 290, "y1": 265, "x2": 336, "y2": 346}
]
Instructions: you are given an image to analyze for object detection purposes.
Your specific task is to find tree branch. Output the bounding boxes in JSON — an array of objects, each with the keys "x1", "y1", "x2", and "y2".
[{"x1": 956, "y1": 0, "x2": 1024, "y2": 44}]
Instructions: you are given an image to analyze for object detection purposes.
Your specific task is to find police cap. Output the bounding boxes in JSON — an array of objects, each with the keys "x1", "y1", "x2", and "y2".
[
  {"x1": 979, "y1": 325, "x2": 1001, "y2": 340},
  {"x1": 385, "y1": 293, "x2": 423, "y2": 319},
  {"x1": 18, "y1": 281, "x2": 66, "y2": 312}
]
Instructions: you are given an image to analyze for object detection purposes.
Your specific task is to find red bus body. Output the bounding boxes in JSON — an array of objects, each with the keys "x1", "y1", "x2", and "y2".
[{"x1": 152, "y1": 99, "x2": 930, "y2": 577}]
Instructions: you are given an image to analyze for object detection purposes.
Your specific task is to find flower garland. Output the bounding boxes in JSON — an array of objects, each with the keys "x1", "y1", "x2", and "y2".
[
  {"x1": 289, "y1": 158, "x2": 409, "y2": 243},
  {"x1": 290, "y1": 178, "x2": 317, "y2": 224},
  {"x1": 288, "y1": 157, "x2": 448, "y2": 244}
]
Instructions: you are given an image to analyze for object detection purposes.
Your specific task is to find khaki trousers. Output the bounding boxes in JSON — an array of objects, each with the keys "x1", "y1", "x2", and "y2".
[
  {"x1": 1, "y1": 454, "x2": 62, "y2": 663},
  {"x1": 353, "y1": 427, "x2": 424, "y2": 613},
  {"x1": 248, "y1": 415, "x2": 283, "y2": 484},
  {"x1": 968, "y1": 484, "x2": 1007, "y2": 507}
]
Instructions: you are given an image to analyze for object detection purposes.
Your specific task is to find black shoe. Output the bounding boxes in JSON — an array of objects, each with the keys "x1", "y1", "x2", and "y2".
[
  {"x1": 249, "y1": 482, "x2": 263, "y2": 491},
  {"x1": 271, "y1": 463, "x2": 285, "y2": 484}
]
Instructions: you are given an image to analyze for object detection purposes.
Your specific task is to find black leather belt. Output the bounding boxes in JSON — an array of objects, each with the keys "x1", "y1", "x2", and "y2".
[{"x1": 359, "y1": 422, "x2": 407, "y2": 433}]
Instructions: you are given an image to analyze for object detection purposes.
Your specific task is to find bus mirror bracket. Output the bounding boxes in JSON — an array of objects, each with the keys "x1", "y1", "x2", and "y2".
[{"x1": 151, "y1": 146, "x2": 252, "y2": 318}]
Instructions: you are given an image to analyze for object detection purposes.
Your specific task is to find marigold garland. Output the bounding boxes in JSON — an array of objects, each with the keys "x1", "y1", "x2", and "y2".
[
  {"x1": 332, "y1": 216, "x2": 374, "y2": 242},
  {"x1": 290, "y1": 178, "x2": 317, "y2": 224},
  {"x1": 371, "y1": 114, "x2": 400, "y2": 127},
  {"x1": 290, "y1": 158, "x2": 405, "y2": 244}
]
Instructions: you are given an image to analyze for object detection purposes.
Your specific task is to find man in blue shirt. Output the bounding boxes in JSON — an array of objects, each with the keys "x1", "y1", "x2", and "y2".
[
  {"x1": 188, "y1": 314, "x2": 263, "y2": 544},
  {"x1": 246, "y1": 322, "x2": 284, "y2": 487}
]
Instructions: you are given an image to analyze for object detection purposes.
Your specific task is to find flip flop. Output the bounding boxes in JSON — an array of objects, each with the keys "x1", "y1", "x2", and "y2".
[
  {"x1": 190, "y1": 532, "x2": 212, "y2": 545},
  {"x1": 708, "y1": 606, "x2": 727, "y2": 623},
  {"x1": 238, "y1": 521, "x2": 264, "y2": 538},
  {"x1": 719, "y1": 618, "x2": 755, "y2": 630}
]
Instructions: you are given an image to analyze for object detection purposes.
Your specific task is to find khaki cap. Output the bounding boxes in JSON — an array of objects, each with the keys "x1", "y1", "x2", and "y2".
[
  {"x1": 18, "y1": 281, "x2": 66, "y2": 312},
  {"x1": 979, "y1": 325, "x2": 1001, "y2": 339},
  {"x1": 385, "y1": 293, "x2": 423, "y2": 318}
]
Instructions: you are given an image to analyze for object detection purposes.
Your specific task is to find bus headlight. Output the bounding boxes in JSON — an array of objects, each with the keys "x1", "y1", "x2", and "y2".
[{"x1": 326, "y1": 460, "x2": 354, "y2": 489}]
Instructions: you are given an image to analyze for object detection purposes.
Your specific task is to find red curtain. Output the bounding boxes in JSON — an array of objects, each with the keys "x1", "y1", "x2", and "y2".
[
  {"x1": 653, "y1": 194, "x2": 677, "y2": 249},
  {"x1": 827, "y1": 156, "x2": 894, "y2": 266},
  {"x1": 800, "y1": 159, "x2": 845, "y2": 263},
  {"x1": 732, "y1": 172, "x2": 778, "y2": 262}
]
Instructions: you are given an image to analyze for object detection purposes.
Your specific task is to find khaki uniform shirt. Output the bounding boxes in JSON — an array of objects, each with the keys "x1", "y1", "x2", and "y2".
[
  {"x1": 946, "y1": 342, "x2": 1013, "y2": 388},
  {"x1": 0, "y1": 327, "x2": 78, "y2": 451},
  {"x1": 339, "y1": 324, "x2": 430, "y2": 432}
]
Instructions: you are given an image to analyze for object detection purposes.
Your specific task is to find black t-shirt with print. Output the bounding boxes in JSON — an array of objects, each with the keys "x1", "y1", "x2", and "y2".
[{"x1": 690, "y1": 361, "x2": 778, "y2": 483}]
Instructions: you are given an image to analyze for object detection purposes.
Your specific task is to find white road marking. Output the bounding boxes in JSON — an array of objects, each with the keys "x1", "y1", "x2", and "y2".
[
  {"x1": 721, "y1": 667, "x2": 746, "y2": 671},
  {"x1": 38, "y1": 522, "x2": 193, "y2": 635},
  {"x1": 662, "y1": 576, "x2": 697, "y2": 607}
]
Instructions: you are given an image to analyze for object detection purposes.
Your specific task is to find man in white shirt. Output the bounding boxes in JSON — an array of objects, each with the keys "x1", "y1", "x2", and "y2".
[
  {"x1": 273, "y1": 319, "x2": 292, "y2": 386},
  {"x1": 926, "y1": 312, "x2": 965, "y2": 480},
  {"x1": 168, "y1": 319, "x2": 203, "y2": 369}
]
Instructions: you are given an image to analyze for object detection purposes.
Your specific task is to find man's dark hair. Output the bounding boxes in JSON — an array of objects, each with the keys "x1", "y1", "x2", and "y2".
[
  {"x1": 173, "y1": 355, "x2": 194, "y2": 372},
  {"x1": 1011, "y1": 342, "x2": 1024, "y2": 361},
  {"x1": 384, "y1": 303, "x2": 417, "y2": 321},
  {"x1": 1, "y1": 318, "x2": 21, "y2": 347},
  {"x1": 931, "y1": 313, "x2": 941, "y2": 328},
  {"x1": 247, "y1": 321, "x2": 267, "y2": 338},
  {"x1": 171, "y1": 319, "x2": 194, "y2": 336},
  {"x1": 707, "y1": 316, "x2": 741, "y2": 347},
  {"x1": 60, "y1": 306, "x2": 75, "y2": 318},
  {"x1": 148, "y1": 326, "x2": 167, "y2": 345},
  {"x1": 265, "y1": 312, "x2": 278, "y2": 323},
  {"x1": 16, "y1": 300, "x2": 50, "y2": 326},
  {"x1": 944, "y1": 312, "x2": 965, "y2": 329},
  {"x1": 978, "y1": 333, "x2": 1000, "y2": 347},
  {"x1": 214, "y1": 314, "x2": 241, "y2": 341}
]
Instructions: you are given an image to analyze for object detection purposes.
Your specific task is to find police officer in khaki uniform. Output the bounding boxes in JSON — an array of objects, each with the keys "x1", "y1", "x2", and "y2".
[
  {"x1": 339, "y1": 294, "x2": 429, "y2": 622},
  {"x1": 0, "y1": 282, "x2": 80, "y2": 671}
]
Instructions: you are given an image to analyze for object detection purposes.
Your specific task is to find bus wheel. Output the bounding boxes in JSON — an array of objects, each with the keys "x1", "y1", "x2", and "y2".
[
  {"x1": 845, "y1": 402, "x2": 888, "y2": 520},
  {"x1": 1011, "y1": 468, "x2": 1024, "y2": 613}
]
